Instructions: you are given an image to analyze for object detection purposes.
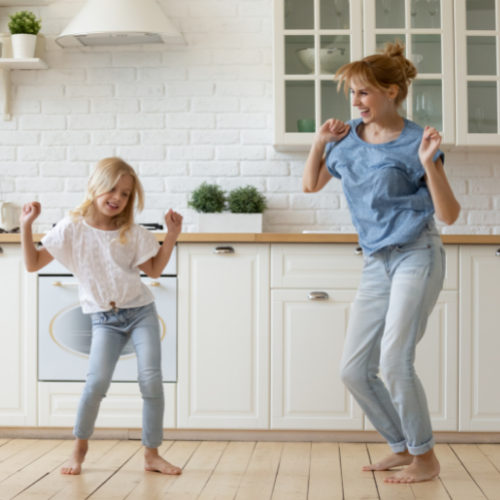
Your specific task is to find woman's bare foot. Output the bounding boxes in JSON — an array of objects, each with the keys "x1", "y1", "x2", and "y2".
[
  {"x1": 60, "y1": 439, "x2": 88, "y2": 475},
  {"x1": 385, "y1": 448, "x2": 440, "y2": 483},
  {"x1": 363, "y1": 449, "x2": 414, "y2": 471},
  {"x1": 144, "y1": 447, "x2": 182, "y2": 475}
]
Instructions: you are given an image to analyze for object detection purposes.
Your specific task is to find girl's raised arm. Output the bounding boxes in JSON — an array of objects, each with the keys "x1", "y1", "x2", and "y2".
[{"x1": 21, "y1": 202, "x2": 54, "y2": 272}]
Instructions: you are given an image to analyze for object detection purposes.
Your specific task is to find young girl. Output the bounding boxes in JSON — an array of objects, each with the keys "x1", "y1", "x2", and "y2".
[
  {"x1": 21, "y1": 157, "x2": 183, "y2": 476},
  {"x1": 303, "y1": 42, "x2": 461, "y2": 484}
]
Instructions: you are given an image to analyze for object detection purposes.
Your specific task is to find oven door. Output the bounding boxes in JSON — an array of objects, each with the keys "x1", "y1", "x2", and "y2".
[{"x1": 38, "y1": 276, "x2": 177, "y2": 382}]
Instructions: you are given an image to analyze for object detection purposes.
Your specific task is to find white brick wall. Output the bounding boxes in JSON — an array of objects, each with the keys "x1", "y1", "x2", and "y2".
[{"x1": 0, "y1": 0, "x2": 498, "y2": 234}]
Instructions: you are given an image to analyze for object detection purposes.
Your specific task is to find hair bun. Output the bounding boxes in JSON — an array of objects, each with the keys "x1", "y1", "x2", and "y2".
[{"x1": 382, "y1": 40, "x2": 417, "y2": 80}]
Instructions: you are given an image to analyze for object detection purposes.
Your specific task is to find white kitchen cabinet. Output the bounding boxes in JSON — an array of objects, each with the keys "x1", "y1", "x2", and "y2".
[
  {"x1": 273, "y1": 0, "x2": 363, "y2": 149},
  {"x1": 459, "y1": 245, "x2": 500, "y2": 431},
  {"x1": 271, "y1": 289, "x2": 363, "y2": 430},
  {"x1": 363, "y1": 0, "x2": 455, "y2": 144},
  {"x1": 0, "y1": 244, "x2": 37, "y2": 426},
  {"x1": 38, "y1": 382, "x2": 176, "y2": 429},
  {"x1": 177, "y1": 244, "x2": 270, "y2": 429},
  {"x1": 456, "y1": 0, "x2": 500, "y2": 145}
]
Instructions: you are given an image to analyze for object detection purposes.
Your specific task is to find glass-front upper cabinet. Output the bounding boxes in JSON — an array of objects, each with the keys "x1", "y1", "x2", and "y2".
[
  {"x1": 273, "y1": 0, "x2": 363, "y2": 149},
  {"x1": 363, "y1": 0, "x2": 455, "y2": 145},
  {"x1": 456, "y1": 0, "x2": 500, "y2": 145}
]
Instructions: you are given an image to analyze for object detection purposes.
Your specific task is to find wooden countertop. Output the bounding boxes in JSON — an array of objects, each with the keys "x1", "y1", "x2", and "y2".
[{"x1": 2, "y1": 233, "x2": 500, "y2": 244}]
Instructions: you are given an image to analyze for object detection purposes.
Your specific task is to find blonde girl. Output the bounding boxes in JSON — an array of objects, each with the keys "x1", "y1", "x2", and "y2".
[
  {"x1": 303, "y1": 42, "x2": 460, "y2": 484},
  {"x1": 21, "y1": 158, "x2": 183, "y2": 476}
]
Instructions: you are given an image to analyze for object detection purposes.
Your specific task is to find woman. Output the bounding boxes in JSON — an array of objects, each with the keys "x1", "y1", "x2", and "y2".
[{"x1": 303, "y1": 42, "x2": 460, "y2": 484}]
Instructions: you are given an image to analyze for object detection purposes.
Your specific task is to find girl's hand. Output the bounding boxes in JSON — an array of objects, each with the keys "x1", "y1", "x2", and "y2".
[
  {"x1": 317, "y1": 118, "x2": 350, "y2": 145},
  {"x1": 20, "y1": 202, "x2": 41, "y2": 228},
  {"x1": 419, "y1": 126, "x2": 442, "y2": 168},
  {"x1": 164, "y1": 209, "x2": 183, "y2": 239}
]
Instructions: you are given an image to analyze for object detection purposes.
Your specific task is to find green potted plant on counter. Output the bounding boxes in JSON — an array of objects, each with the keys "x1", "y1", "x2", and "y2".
[
  {"x1": 188, "y1": 183, "x2": 266, "y2": 233},
  {"x1": 8, "y1": 11, "x2": 42, "y2": 59}
]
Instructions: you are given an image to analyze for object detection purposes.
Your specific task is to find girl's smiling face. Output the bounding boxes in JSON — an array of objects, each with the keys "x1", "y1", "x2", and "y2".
[
  {"x1": 94, "y1": 174, "x2": 134, "y2": 219},
  {"x1": 350, "y1": 80, "x2": 399, "y2": 124}
]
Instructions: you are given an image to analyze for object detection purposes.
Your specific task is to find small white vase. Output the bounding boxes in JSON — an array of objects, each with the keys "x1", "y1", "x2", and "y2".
[
  {"x1": 198, "y1": 213, "x2": 263, "y2": 233},
  {"x1": 11, "y1": 34, "x2": 37, "y2": 59}
]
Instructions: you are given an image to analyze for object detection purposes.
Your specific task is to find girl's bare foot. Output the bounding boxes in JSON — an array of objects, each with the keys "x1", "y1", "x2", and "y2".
[
  {"x1": 144, "y1": 447, "x2": 182, "y2": 475},
  {"x1": 60, "y1": 439, "x2": 88, "y2": 475},
  {"x1": 385, "y1": 448, "x2": 440, "y2": 483},
  {"x1": 363, "y1": 449, "x2": 414, "y2": 471}
]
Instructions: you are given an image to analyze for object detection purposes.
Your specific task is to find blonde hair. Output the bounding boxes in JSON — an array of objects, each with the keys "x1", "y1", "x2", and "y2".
[
  {"x1": 70, "y1": 157, "x2": 144, "y2": 244},
  {"x1": 335, "y1": 40, "x2": 417, "y2": 107}
]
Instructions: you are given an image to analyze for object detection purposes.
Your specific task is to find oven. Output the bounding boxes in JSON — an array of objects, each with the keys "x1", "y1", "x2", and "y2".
[{"x1": 38, "y1": 245, "x2": 177, "y2": 383}]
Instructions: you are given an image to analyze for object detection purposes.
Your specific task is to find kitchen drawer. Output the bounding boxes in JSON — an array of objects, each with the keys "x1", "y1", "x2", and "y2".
[
  {"x1": 271, "y1": 243, "x2": 458, "y2": 291},
  {"x1": 38, "y1": 382, "x2": 176, "y2": 428}
]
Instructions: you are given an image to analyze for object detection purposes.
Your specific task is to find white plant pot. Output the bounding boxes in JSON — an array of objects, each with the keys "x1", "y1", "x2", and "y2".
[
  {"x1": 11, "y1": 34, "x2": 37, "y2": 59},
  {"x1": 198, "y1": 213, "x2": 263, "y2": 233}
]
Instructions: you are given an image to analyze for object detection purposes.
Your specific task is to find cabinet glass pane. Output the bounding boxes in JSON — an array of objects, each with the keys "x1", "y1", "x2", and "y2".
[
  {"x1": 413, "y1": 80, "x2": 443, "y2": 131},
  {"x1": 286, "y1": 81, "x2": 315, "y2": 133},
  {"x1": 286, "y1": 36, "x2": 315, "y2": 75},
  {"x1": 376, "y1": 34, "x2": 407, "y2": 53},
  {"x1": 411, "y1": 0, "x2": 441, "y2": 28},
  {"x1": 466, "y1": 0, "x2": 496, "y2": 31},
  {"x1": 320, "y1": 35, "x2": 350, "y2": 75},
  {"x1": 322, "y1": 81, "x2": 350, "y2": 124},
  {"x1": 412, "y1": 35, "x2": 442, "y2": 74},
  {"x1": 321, "y1": 0, "x2": 350, "y2": 29},
  {"x1": 376, "y1": 0, "x2": 405, "y2": 29},
  {"x1": 284, "y1": 0, "x2": 314, "y2": 30},
  {"x1": 468, "y1": 81, "x2": 498, "y2": 133},
  {"x1": 467, "y1": 36, "x2": 497, "y2": 76}
]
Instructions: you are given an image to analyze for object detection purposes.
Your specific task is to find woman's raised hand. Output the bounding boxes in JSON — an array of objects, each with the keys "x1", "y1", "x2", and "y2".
[
  {"x1": 20, "y1": 202, "x2": 41, "y2": 227},
  {"x1": 419, "y1": 126, "x2": 442, "y2": 167},
  {"x1": 317, "y1": 118, "x2": 350, "y2": 145},
  {"x1": 164, "y1": 209, "x2": 183, "y2": 239}
]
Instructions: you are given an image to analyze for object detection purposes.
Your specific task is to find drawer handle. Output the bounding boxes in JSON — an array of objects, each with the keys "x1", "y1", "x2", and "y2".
[
  {"x1": 52, "y1": 281, "x2": 79, "y2": 287},
  {"x1": 496, "y1": 249, "x2": 500, "y2": 257},
  {"x1": 308, "y1": 291, "x2": 329, "y2": 301},
  {"x1": 214, "y1": 246, "x2": 235, "y2": 255},
  {"x1": 354, "y1": 246, "x2": 363, "y2": 255},
  {"x1": 148, "y1": 281, "x2": 161, "y2": 287}
]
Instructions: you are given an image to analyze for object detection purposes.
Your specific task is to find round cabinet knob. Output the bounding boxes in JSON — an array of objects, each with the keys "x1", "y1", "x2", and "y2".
[
  {"x1": 354, "y1": 246, "x2": 363, "y2": 255},
  {"x1": 308, "y1": 291, "x2": 329, "y2": 301},
  {"x1": 52, "y1": 281, "x2": 62, "y2": 287},
  {"x1": 149, "y1": 282, "x2": 161, "y2": 287},
  {"x1": 214, "y1": 246, "x2": 235, "y2": 255}
]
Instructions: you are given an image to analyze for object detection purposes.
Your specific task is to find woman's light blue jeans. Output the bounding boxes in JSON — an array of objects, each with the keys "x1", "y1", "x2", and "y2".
[
  {"x1": 340, "y1": 222, "x2": 445, "y2": 456},
  {"x1": 73, "y1": 302, "x2": 164, "y2": 449}
]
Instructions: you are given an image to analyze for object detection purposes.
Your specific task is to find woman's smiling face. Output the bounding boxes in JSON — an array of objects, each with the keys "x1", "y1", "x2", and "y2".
[{"x1": 350, "y1": 80, "x2": 399, "y2": 124}]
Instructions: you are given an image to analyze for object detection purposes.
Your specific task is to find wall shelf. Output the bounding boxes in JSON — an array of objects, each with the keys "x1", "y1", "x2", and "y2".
[{"x1": 0, "y1": 57, "x2": 47, "y2": 69}]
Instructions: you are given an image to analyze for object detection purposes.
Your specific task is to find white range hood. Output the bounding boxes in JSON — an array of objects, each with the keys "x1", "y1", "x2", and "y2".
[{"x1": 56, "y1": 0, "x2": 181, "y2": 48}]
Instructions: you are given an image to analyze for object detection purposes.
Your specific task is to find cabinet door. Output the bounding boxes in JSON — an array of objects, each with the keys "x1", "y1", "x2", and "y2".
[
  {"x1": 456, "y1": 0, "x2": 500, "y2": 144},
  {"x1": 460, "y1": 245, "x2": 500, "y2": 430},
  {"x1": 38, "y1": 382, "x2": 176, "y2": 428},
  {"x1": 271, "y1": 289, "x2": 363, "y2": 430},
  {"x1": 273, "y1": 0, "x2": 363, "y2": 149},
  {"x1": 364, "y1": 0, "x2": 455, "y2": 144},
  {"x1": 177, "y1": 244, "x2": 270, "y2": 429},
  {"x1": 0, "y1": 244, "x2": 37, "y2": 426}
]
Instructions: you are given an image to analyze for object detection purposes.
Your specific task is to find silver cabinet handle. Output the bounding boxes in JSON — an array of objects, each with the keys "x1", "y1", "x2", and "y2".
[
  {"x1": 214, "y1": 246, "x2": 235, "y2": 255},
  {"x1": 496, "y1": 249, "x2": 500, "y2": 257},
  {"x1": 308, "y1": 291, "x2": 329, "y2": 301},
  {"x1": 52, "y1": 281, "x2": 79, "y2": 287},
  {"x1": 354, "y1": 247, "x2": 363, "y2": 255}
]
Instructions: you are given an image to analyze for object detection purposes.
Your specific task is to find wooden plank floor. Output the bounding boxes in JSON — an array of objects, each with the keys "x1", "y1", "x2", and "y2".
[{"x1": 0, "y1": 439, "x2": 499, "y2": 499}]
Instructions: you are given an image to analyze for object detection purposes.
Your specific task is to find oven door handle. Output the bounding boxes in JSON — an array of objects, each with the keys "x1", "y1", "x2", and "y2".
[{"x1": 52, "y1": 281, "x2": 79, "y2": 287}]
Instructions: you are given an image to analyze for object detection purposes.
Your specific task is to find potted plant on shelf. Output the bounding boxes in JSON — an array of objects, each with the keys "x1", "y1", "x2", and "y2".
[
  {"x1": 8, "y1": 11, "x2": 42, "y2": 59},
  {"x1": 188, "y1": 183, "x2": 267, "y2": 233}
]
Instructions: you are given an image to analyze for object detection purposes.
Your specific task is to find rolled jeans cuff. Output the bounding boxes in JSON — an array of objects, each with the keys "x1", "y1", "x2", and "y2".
[
  {"x1": 389, "y1": 438, "x2": 407, "y2": 454},
  {"x1": 408, "y1": 436, "x2": 435, "y2": 456}
]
